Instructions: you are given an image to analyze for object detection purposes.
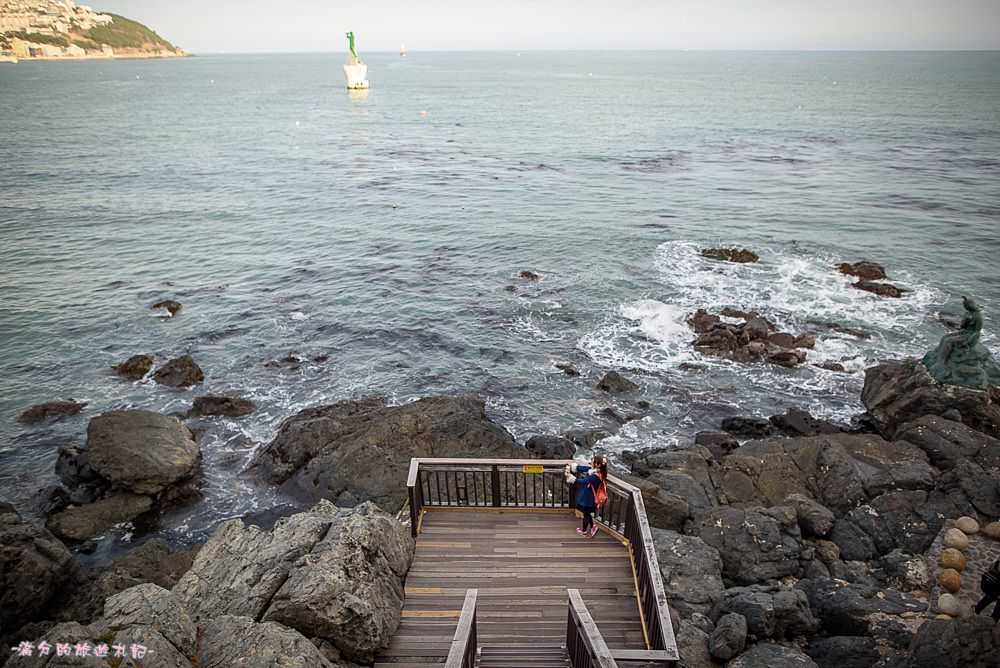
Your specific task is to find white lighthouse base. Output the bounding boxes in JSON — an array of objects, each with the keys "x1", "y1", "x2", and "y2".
[{"x1": 343, "y1": 63, "x2": 369, "y2": 90}]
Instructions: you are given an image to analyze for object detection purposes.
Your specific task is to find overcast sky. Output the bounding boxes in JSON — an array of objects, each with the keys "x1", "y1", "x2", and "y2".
[{"x1": 94, "y1": 0, "x2": 1000, "y2": 53}]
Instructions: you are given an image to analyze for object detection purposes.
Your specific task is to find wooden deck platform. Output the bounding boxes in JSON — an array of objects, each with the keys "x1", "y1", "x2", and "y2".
[{"x1": 374, "y1": 509, "x2": 648, "y2": 668}]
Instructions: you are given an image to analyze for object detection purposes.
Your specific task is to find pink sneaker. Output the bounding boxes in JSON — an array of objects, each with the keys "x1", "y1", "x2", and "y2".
[
  {"x1": 576, "y1": 528, "x2": 587, "y2": 537},
  {"x1": 589, "y1": 525, "x2": 599, "y2": 538}
]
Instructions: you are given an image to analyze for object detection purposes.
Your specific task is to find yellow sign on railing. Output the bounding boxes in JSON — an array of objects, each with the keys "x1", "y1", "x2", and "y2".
[{"x1": 522, "y1": 465, "x2": 545, "y2": 474}]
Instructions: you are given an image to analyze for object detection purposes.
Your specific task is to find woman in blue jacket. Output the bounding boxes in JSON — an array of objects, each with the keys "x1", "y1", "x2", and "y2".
[{"x1": 565, "y1": 455, "x2": 607, "y2": 538}]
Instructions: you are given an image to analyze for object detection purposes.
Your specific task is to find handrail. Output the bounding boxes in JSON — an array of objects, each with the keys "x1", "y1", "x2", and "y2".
[
  {"x1": 443, "y1": 589, "x2": 478, "y2": 668},
  {"x1": 404, "y1": 458, "x2": 678, "y2": 664},
  {"x1": 566, "y1": 589, "x2": 617, "y2": 668}
]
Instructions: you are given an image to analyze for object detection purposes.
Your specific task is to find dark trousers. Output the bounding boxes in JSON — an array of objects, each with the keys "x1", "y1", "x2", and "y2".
[
  {"x1": 974, "y1": 592, "x2": 1000, "y2": 621},
  {"x1": 580, "y1": 505, "x2": 596, "y2": 532}
]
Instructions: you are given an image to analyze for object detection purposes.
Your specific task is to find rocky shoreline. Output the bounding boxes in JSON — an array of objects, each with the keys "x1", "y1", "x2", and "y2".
[{"x1": 3, "y1": 269, "x2": 999, "y2": 666}]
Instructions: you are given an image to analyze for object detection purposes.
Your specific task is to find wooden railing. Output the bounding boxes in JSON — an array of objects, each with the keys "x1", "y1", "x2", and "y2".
[
  {"x1": 566, "y1": 588, "x2": 617, "y2": 668},
  {"x1": 443, "y1": 589, "x2": 478, "y2": 668},
  {"x1": 405, "y1": 458, "x2": 678, "y2": 665}
]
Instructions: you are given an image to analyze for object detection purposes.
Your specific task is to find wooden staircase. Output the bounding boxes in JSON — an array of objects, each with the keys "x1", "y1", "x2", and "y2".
[{"x1": 476, "y1": 644, "x2": 571, "y2": 668}]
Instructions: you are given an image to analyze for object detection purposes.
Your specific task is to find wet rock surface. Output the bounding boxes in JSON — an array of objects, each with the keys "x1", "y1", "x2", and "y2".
[
  {"x1": 150, "y1": 354, "x2": 204, "y2": 388},
  {"x1": 701, "y1": 247, "x2": 760, "y2": 263},
  {"x1": 18, "y1": 400, "x2": 87, "y2": 424},
  {"x1": 113, "y1": 354, "x2": 154, "y2": 381},
  {"x1": 186, "y1": 394, "x2": 256, "y2": 418},
  {"x1": 838, "y1": 261, "x2": 887, "y2": 281}
]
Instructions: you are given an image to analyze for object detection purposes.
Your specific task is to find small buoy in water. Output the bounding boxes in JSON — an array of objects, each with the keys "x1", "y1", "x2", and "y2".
[
  {"x1": 295, "y1": 120, "x2": 301, "y2": 127},
  {"x1": 210, "y1": 79, "x2": 215, "y2": 84},
  {"x1": 392, "y1": 203, "x2": 397, "y2": 208},
  {"x1": 460, "y1": 205, "x2": 465, "y2": 209},
  {"x1": 420, "y1": 110, "x2": 428, "y2": 116}
]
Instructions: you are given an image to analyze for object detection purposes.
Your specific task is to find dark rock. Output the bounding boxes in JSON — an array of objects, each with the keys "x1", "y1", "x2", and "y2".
[
  {"x1": 794, "y1": 332, "x2": 818, "y2": 349},
  {"x1": 631, "y1": 448, "x2": 719, "y2": 510},
  {"x1": 900, "y1": 615, "x2": 1000, "y2": 668},
  {"x1": 768, "y1": 332, "x2": 796, "y2": 348},
  {"x1": 710, "y1": 584, "x2": 818, "y2": 640},
  {"x1": 688, "y1": 309, "x2": 722, "y2": 333},
  {"x1": 722, "y1": 416, "x2": 773, "y2": 439},
  {"x1": 770, "y1": 408, "x2": 844, "y2": 437},
  {"x1": 68, "y1": 486, "x2": 96, "y2": 505},
  {"x1": 114, "y1": 354, "x2": 154, "y2": 381},
  {"x1": 187, "y1": 394, "x2": 257, "y2": 418},
  {"x1": 651, "y1": 528, "x2": 724, "y2": 618},
  {"x1": 0, "y1": 516, "x2": 77, "y2": 632},
  {"x1": 896, "y1": 415, "x2": 1000, "y2": 471},
  {"x1": 55, "y1": 445, "x2": 104, "y2": 490},
  {"x1": 48, "y1": 537, "x2": 199, "y2": 624},
  {"x1": 519, "y1": 270, "x2": 541, "y2": 281},
  {"x1": 708, "y1": 612, "x2": 747, "y2": 661},
  {"x1": 152, "y1": 299, "x2": 183, "y2": 315},
  {"x1": 85, "y1": 410, "x2": 201, "y2": 495},
  {"x1": 77, "y1": 539, "x2": 96, "y2": 554},
  {"x1": 675, "y1": 621, "x2": 714, "y2": 668},
  {"x1": 554, "y1": 362, "x2": 581, "y2": 376},
  {"x1": 596, "y1": 370, "x2": 639, "y2": 393},
  {"x1": 104, "y1": 583, "x2": 197, "y2": 657},
  {"x1": 934, "y1": 459, "x2": 1000, "y2": 517},
  {"x1": 687, "y1": 505, "x2": 804, "y2": 585},
  {"x1": 701, "y1": 248, "x2": 760, "y2": 263},
  {"x1": 46, "y1": 493, "x2": 153, "y2": 541},
  {"x1": 249, "y1": 396, "x2": 524, "y2": 510},
  {"x1": 312, "y1": 354, "x2": 330, "y2": 363},
  {"x1": 729, "y1": 643, "x2": 819, "y2": 668},
  {"x1": 768, "y1": 351, "x2": 806, "y2": 368},
  {"x1": 838, "y1": 261, "x2": 887, "y2": 281},
  {"x1": 794, "y1": 578, "x2": 927, "y2": 637},
  {"x1": 785, "y1": 493, "x2": 835, "y2": 537},
  {"x1": 817, "y1": 362, "x2": 847, "y2": 372},
  {"x1": 18, "y1": 400, "x2": 87, "y2": 424},
  {"x1": 806, "y1": 636, "x2": 880, "y2": 668},
  {"x1": 830, "y1": 488, "x2": 955, "y2": 561},
  {"x1": 862, "y1": 359, "x2": 1000, "y2": 439},
  {"x1": 151, "y1": 354, "x2": 204, "y2": 388},
  {"x1": 504, "y1": 284, "x2": 517, "y2": 293},
  {"x1": 695, "y1": 431, "x2": 740, "y2": 461},
  {"x1": 563, "y1": 427, "x2": 614, "y2": 450},
  {"x1": 852, "y1": 280, "x2": 903, "y2": 298},
  {"x1": 34, "y1": 485, "x2": 70, "y2": 516},
  {"x1": 635, "y1": 479, "x2": 690, "y2": 532},
  {"x1": 524, "y1": 435, "x2": 576, "y2": 459}
]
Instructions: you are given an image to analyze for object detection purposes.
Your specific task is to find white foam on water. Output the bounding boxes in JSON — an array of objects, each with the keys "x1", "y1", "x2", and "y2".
[{"x1": 577, "y1": 240, "x2": 948, "y2": 435}]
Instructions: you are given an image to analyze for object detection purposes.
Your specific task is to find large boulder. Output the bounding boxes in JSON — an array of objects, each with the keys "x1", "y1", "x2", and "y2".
[
  {"x1": 103, "y1": 584, "x2": 197, "y2": 658},
  {"x1": 728, "y1": 643, "x2": 818, "y2": 668},
  {"x1": 650, "y1": 528, "x2": 724, "y2": 618},
  {"x1": 85, "y1": 410, "x2": 200, "y2": 495},
  {"x1": 896, "y1": 415, "x2": 1000, "y2": 471},
  {"x1": 794, "y1": 578, "x2": 927, "y2": 637},
  {"x1": 686, "y1": 505, "x2": 804, "y2": 585},
  {"x1": 900, "y1": 615, "x2": 1000, "y2": 668},
  {"x1": 173, "y1": 501, "x2": 413, "y2": 664},
  {"x1": 805, "y1": 636, "x2": 880, "y2": 668},
  {"x1": 709, "y1": 585, "x2": 817, "y2": 640},
  {"x1": 861, "y1": 359, "x2": 1000, "y2": 439},
  {"x1": 114, "y1": 354, "x2": 154, "y2": 381},
  {"x1": 596, "y1": 371, "x2": 639, "y2": 393},
  {"x1": 198, "y1": 615, "x2": 335, "y2": 668},
  {"x1": 249, "y1": 396, "x2": 525, "y2": 510},
  {"x1": 708, "y1": 613, "x2": 747, "y2": 661},
  {"x1": 46, "y1": 493, "x2": 153, "y2": 542},
  {"x1": 524, "y1": 435, "x2": 575, "y2": 459},
  {"x1": 0, "y1": 508, "x2": 77, "y2": 632}
]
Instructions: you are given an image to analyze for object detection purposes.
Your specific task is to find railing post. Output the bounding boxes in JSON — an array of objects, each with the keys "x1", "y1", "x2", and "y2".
[
  {"x1": 491, "y1": 465, "x2": 501, "y2": 507},
  {"x1": 407, "y1": 459, "x2": 421, "y2": 537}
]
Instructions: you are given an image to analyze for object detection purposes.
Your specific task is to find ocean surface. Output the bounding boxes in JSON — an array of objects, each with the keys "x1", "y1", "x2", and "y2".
[{"x1": 1, "y1": 51, "x2": 999, "y2": 550}]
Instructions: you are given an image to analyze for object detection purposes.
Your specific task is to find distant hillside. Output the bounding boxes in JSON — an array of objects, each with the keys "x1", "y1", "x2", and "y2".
[{"x1": 77, "y1": 14, "x2": 176, "y2": 52}]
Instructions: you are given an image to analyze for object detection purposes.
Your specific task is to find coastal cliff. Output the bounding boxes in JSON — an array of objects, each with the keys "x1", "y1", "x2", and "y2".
[{"x1": 0, "y1": 2, "x2": 188, "y2": 61}]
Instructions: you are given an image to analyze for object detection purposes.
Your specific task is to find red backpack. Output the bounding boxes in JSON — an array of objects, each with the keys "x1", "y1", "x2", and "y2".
[{"x1": 592, "y1": 474, "x2": 608, "y2": 507}]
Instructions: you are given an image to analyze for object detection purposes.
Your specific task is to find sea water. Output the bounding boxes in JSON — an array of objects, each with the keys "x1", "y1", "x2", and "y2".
[{"x1": 1, "y1": 51, "x2": 998, "y2": 544}]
